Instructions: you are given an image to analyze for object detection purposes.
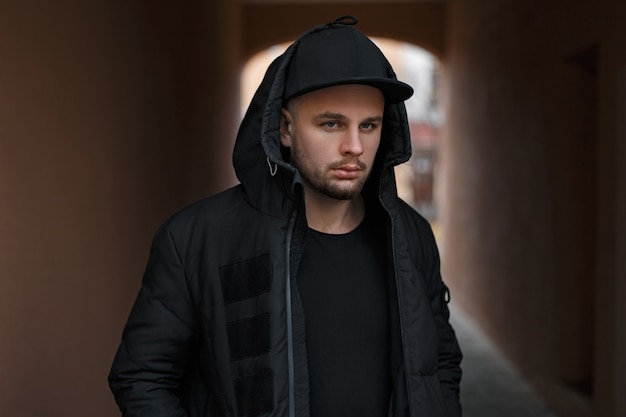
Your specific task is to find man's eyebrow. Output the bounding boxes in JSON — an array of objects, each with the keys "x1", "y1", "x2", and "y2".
[
  {"x1": 313, "y1": 112, "x2": 348, "y2": 122},
  {"x1": 363, "y1": 115, "x2": 384, "y2": 123},
  {"x1": 313, "y1": 112, "x2": 383, "y2": 123}
]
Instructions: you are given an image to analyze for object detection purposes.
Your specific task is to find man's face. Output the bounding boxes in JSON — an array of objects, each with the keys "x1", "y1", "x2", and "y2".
[{"x1": 280, "y1": 84, "x2": 385, "y2": 200}]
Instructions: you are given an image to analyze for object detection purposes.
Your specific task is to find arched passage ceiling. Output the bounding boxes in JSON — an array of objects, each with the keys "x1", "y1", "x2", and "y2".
[{"x1": 241, "y1": 2, "x2": 447, "y2": 60}]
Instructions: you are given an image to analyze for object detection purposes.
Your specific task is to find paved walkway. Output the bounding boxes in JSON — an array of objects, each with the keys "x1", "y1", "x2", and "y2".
[{"x1": 450, "y1": 304, "x2": 559, "y2": 417}]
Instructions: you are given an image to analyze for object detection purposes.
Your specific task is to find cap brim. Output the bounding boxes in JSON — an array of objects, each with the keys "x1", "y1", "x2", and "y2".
[{"x1": 285, "y1": 77, "x2": 414, "y2": 105}]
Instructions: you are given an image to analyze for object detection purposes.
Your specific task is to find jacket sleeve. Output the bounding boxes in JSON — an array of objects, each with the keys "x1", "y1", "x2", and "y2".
[
  {"x1": 109, "y1": 223, "x2": 197, "y2": 417},
  {"x1": 423, "y1": 224, "x2": 463, "y2": 417}
]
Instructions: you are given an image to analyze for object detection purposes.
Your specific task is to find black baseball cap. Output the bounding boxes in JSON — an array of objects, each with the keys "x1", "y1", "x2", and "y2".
[{"x1": 283, "y1": 16, "x2": 414, "y2": 104}]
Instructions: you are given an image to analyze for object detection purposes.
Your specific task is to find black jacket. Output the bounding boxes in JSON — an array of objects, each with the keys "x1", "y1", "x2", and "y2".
[{"x1": 109, "y1": 28, "x2": 462, "y2": 417}]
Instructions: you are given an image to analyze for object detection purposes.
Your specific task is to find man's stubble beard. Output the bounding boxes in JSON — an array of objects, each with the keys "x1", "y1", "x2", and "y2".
[{"x1": 290, "y1": 138, "x2": 370, "y2": 201}]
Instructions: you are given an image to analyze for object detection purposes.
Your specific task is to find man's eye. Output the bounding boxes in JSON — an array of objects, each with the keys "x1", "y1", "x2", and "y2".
[
  {"x1": 361, "y1": 122, "x2": 377, "y2": 130},
  {"x1": 323, "y1": 121, "x2": 338, "y2": 128}
]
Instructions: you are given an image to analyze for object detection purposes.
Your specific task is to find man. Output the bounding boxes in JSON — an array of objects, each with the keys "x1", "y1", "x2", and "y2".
[{"x1": 109, "y1": 16, "x2": 462, "y2": 417}]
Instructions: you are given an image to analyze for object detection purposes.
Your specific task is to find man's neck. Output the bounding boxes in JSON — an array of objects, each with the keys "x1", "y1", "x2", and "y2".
[{"x1": 304, "y1": 191, "x2": 365, "y2": 235}]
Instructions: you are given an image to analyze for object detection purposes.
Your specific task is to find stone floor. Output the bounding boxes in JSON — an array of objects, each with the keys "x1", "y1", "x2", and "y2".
[{"x1": 450, "y1": 304, "x2": 559, "y2": 417}]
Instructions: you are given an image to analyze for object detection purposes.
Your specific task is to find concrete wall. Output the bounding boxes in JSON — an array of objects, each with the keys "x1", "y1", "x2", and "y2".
[
  {"x1": 442, "y1": 1, "x2": 625, "y2": 416},
  {"x1": 594, "y1": 0, "x2": 626, "y2": 415},
  {"x1": 241, "y1": 3, "x2": 446, "y2": 58},
  {"x1": 0, "y1": 1, "x2": 239, "y2": 416}
]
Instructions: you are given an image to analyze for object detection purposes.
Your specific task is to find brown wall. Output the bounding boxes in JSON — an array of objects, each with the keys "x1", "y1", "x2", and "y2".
[
  {"x1": 442, "y1": 1, "x2": 625, "y2": 416},
  {"x1": 0, "y1": 1, "x2": 238, "y2": 416},
  {"x1": 241, "y1": 3, "x2": 446, "y2": 58},
  {"x1": 595, "y1": 0, "x2": 626, "y2": 415}
]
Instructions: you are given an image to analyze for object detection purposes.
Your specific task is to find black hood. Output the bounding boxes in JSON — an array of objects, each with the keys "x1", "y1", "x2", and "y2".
[{"x1": 232, "y1": 18, "x2": 413, "y2": 217}]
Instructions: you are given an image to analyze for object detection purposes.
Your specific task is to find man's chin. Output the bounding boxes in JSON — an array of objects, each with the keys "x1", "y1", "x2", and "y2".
[
  {"x1": 302, "y1": 176, "x2": 366, "y2": 200},
  {"x1": 321, "y1": 183, "x2": 364, "y2": 200}
]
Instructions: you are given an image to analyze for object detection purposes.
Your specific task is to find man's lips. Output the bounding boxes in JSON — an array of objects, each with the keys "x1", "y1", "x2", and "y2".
[{"x1": 332, "y1": 164, "x2": 363, "y2": 179}]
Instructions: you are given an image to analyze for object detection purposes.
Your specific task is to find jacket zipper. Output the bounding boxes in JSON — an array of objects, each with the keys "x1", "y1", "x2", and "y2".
[
  {"x1": 379, "y1": 172, "x2": 413, "y2": 417},
  {"x1": 285, "y1": 209, "x2": 298, "y2": 417}
]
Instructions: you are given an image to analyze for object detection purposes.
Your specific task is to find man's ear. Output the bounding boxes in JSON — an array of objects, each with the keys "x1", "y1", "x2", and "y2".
[{"x1": 280, "y1": 108, "x2": 293, "y2": 148}]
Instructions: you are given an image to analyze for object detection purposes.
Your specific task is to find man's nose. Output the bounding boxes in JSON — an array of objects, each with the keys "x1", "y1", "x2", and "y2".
[{"x1": 340, "y1": 128, "x2": 364, "y2": 156}]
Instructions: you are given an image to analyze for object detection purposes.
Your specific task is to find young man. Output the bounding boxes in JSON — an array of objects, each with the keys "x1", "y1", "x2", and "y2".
[{"x1": 109, "y1": 16, "x2": 462, "y2": 417}]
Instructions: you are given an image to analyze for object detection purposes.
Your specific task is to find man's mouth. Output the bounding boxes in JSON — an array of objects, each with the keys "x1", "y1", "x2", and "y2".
[{"x1": 332, "y1": 164, "x2": 363, "y2": 179}]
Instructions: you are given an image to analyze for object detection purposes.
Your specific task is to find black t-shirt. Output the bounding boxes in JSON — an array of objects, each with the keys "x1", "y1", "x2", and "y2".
[{"x1": 297, "y1": 214, "x2": 390, "y2": 417}]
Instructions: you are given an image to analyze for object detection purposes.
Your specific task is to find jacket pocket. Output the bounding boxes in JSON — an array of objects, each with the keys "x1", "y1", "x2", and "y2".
[{"x1": 220, "y1": 253, "x2": 272, "y2": 304}]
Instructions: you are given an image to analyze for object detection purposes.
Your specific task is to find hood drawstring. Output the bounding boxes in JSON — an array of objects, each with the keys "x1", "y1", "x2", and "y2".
[{"x1": 267, "y1": 156, "x2": 278, "y2": 176}]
